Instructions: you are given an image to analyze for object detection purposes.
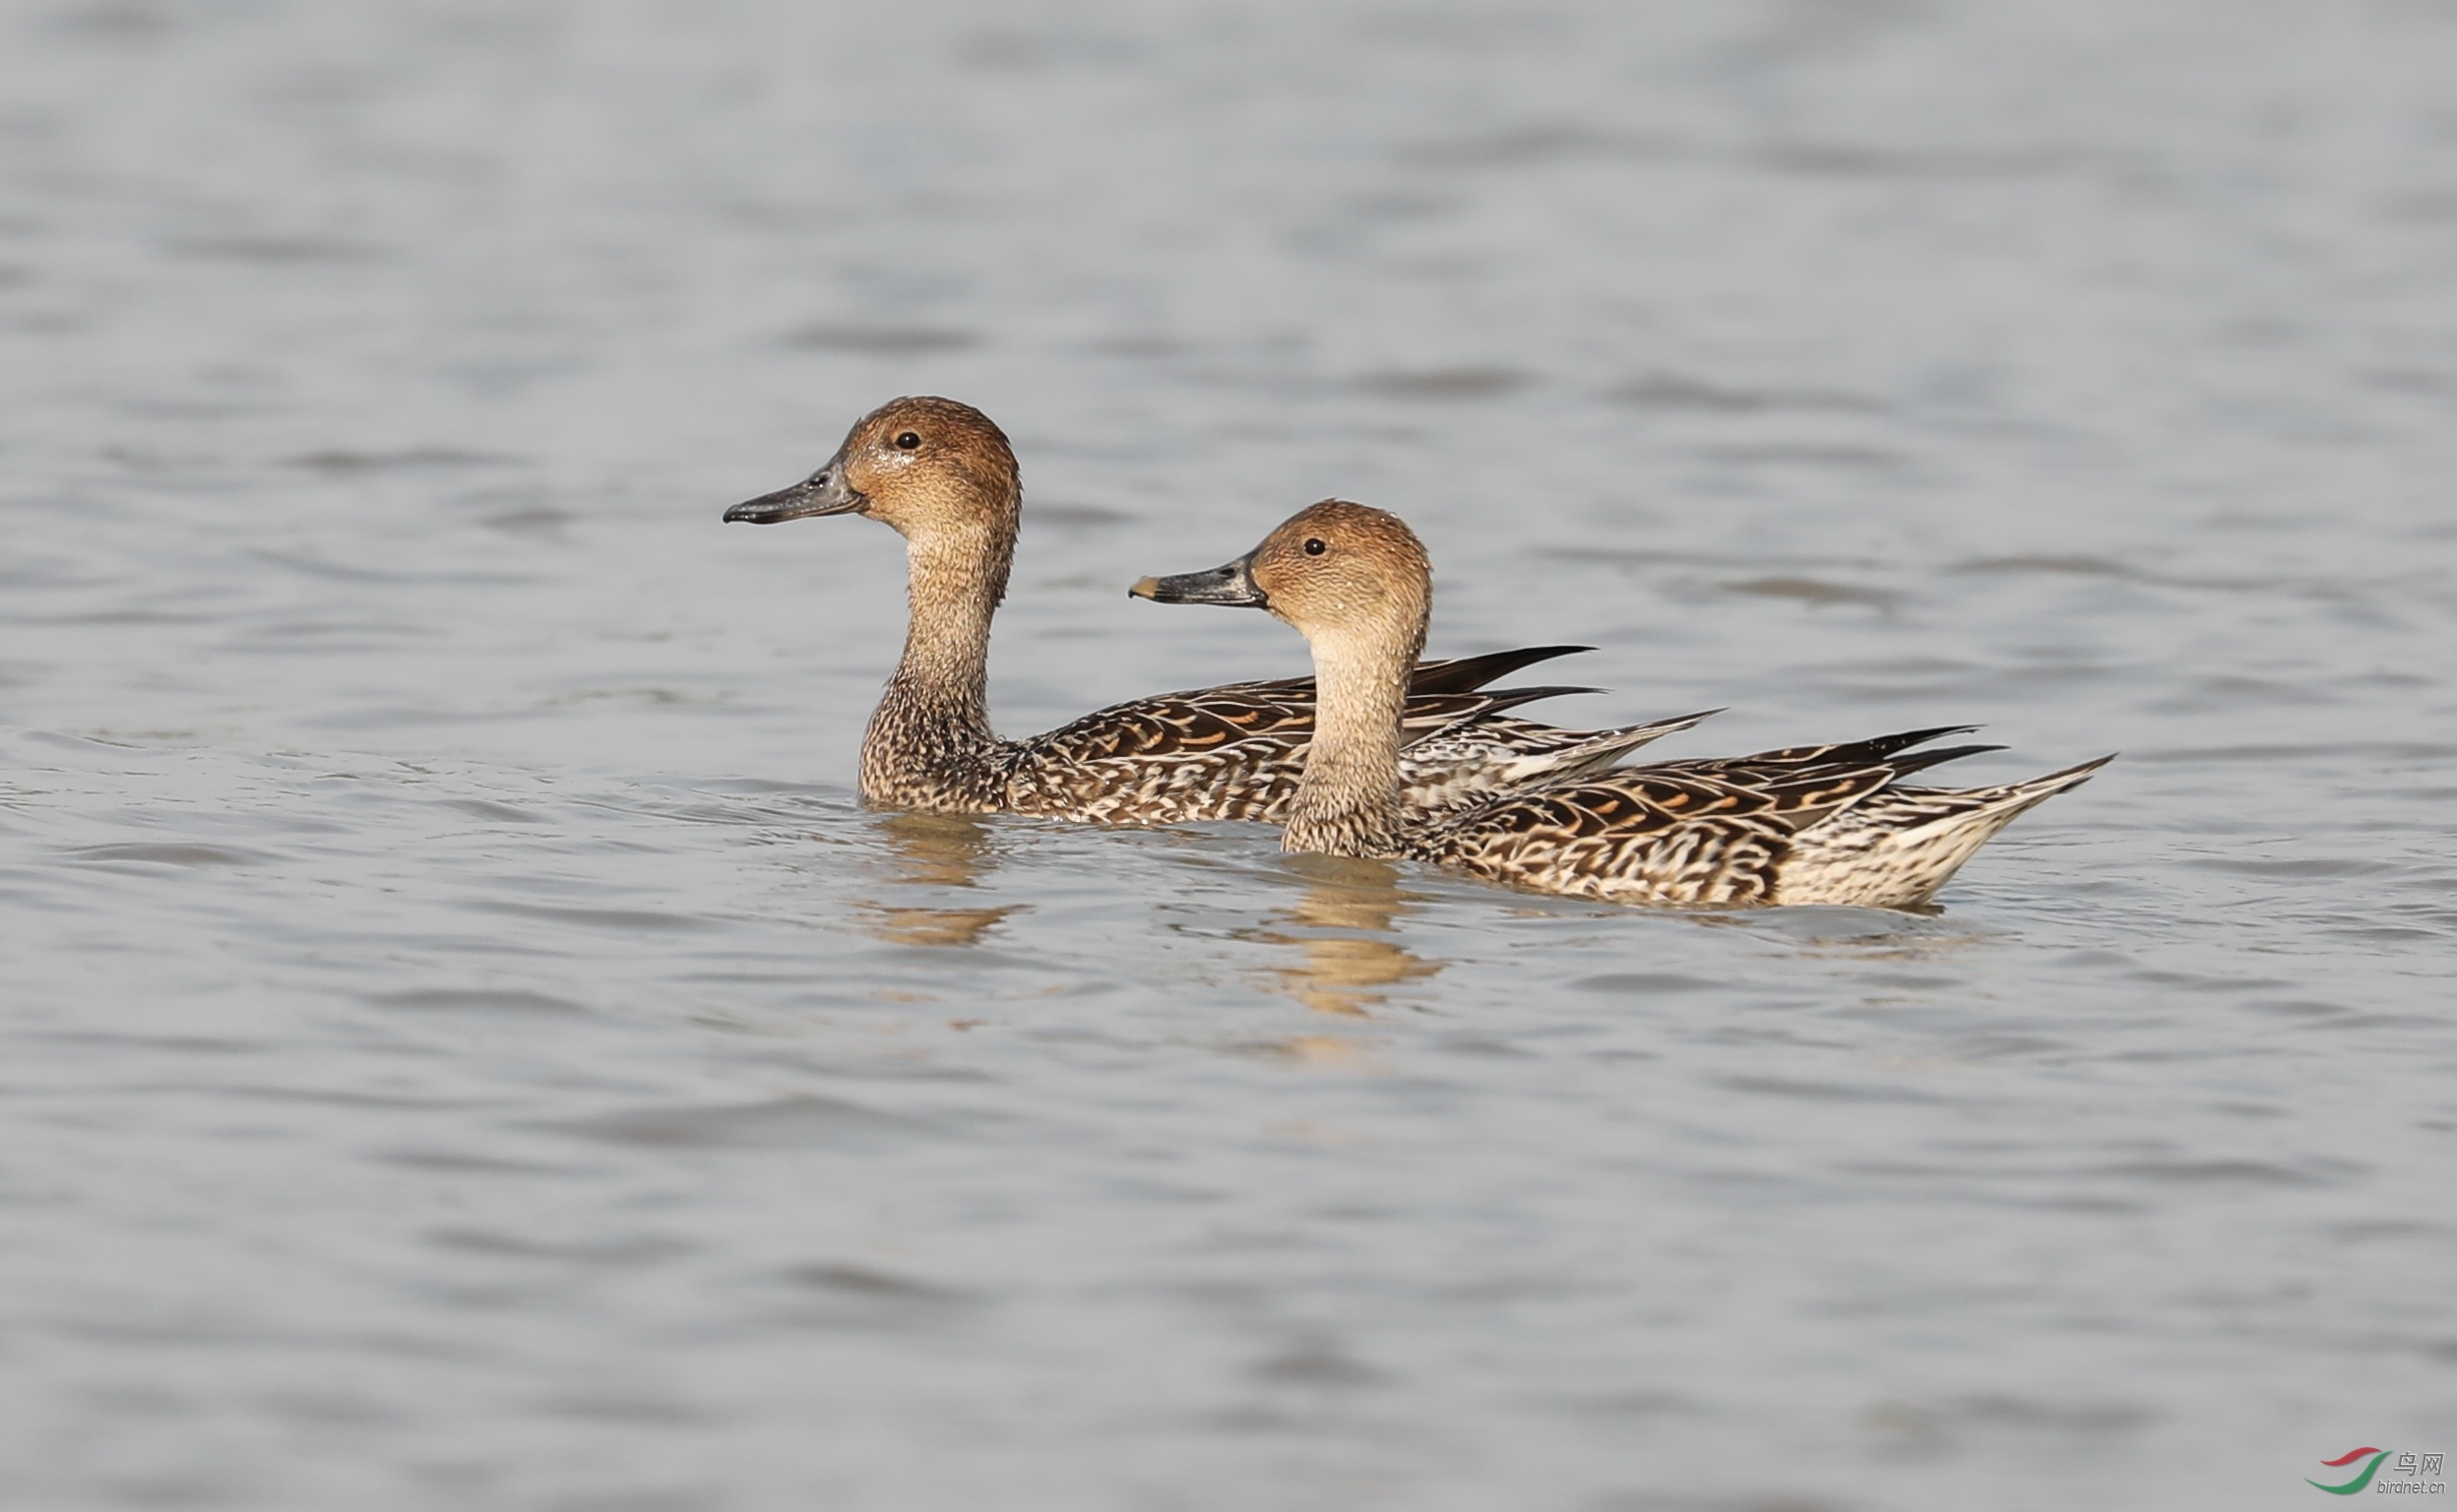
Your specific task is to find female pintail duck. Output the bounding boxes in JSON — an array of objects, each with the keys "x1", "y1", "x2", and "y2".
[
  {"x1": 1131, "y1": 501, "x2": 2110, "y2": 909},
  {"x1": 724, "y1": 398, "x2": 1705, "y2": 822}
]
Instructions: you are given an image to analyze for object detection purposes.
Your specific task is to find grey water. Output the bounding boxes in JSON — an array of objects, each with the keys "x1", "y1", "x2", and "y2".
[{"x1": 3, "y1": 1, "x2": 2454, "y2": 1508}]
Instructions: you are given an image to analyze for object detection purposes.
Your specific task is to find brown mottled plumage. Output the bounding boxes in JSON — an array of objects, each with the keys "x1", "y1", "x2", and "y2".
[
  {"x1": 1133, "y1": 501, "x2": 2110, "y2": 909},
  {"x1": 724, "y1": 398, "x2": 1700, "y2": 820}
]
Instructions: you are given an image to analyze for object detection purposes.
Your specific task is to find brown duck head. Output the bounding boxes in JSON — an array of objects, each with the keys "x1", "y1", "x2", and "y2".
[
  {"x1": 726, "y1": 394, "x2": 1023, "y2": 602},
  {"x1": 1131, "y1": 499, "x2": 1432, "y2": 665}
]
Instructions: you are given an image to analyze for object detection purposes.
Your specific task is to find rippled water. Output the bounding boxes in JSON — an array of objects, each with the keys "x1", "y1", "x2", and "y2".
[{"x1": 5, "y1": 2, "x2": 2455, "y2": 1508}]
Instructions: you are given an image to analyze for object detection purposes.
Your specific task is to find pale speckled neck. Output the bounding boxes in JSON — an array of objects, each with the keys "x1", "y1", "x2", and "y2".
[
  {"x1": 857, "y1": 527, "x2": 1009, "y2": 807},
  {"x1": 1283, "y1": 630, "x2": 1422, "y2": 859}
]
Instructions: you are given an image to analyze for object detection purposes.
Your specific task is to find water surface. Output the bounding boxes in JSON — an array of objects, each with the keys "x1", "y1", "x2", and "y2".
[{"x1": 3, "y1": 2, "x2": 2454, "y2": 1508}]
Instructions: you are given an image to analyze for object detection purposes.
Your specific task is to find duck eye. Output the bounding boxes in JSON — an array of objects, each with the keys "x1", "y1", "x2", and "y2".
[
  {"x1": 1303, "y1": 537, "x2": 1327, "y2": 556},
  {"x1": 895, "y1": 431, "x2": 922, "y2": 451}
]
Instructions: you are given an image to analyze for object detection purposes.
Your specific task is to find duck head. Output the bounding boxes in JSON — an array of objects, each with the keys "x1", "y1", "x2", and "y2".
[
  {"x1": 724, "y1": 396, "x2": 1021, "y2": 544},
  {"x1": 1131, "y1": 499, "x2": 1431, "y2": 662}
]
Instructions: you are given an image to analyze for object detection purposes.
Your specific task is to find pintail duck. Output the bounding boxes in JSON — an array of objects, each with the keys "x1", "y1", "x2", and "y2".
[
  {"x1": 724, "y1": 398, "x2": 1701, "y2": 822},
  {"x1": 1132, "y1": 501, "x2": 2110, "y2": 909}
]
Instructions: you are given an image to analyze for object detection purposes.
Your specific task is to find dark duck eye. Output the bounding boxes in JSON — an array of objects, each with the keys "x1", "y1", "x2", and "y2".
[
  {"x1": 1303, "y1": 537, "x2": 1327, "y2": 556},
  {"x1": 895, "y1": 431, "x2": 922, "y2": 451}
]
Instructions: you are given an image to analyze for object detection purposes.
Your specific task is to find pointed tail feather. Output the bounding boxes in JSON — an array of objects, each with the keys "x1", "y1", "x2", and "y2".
[
  {"x1": 1773, "y1": 724, "x2": 1984, "y2": 766},
  {"x1": 1967, "y1": 754, "x2": 2116, "y2": 809},
  {"x1": 1879, "y1": 742, "x2": 2008, "y2": 779},
  {"x1": 1409, "y1": 646, "x2": 1594, "y2": 696},
  {"x1": 1462, "y1": 683, "x2": 1606, "y2": 718},
  {"x1": 1680, "y1": 724, "x2": 1984, "y2": 774}
]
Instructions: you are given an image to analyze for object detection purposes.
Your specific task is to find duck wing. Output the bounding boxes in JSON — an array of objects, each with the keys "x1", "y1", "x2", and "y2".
[
  {"x1": 1001, "y1": 688, "x2": 1315, "y2": 822},
  {"x1": 1413, "y1": 759, "x2": 1916, "y2": 908}
]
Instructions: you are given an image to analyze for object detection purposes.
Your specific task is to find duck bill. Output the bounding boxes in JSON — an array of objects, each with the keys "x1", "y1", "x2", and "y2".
[
  {"x1": 723, "y1": 453, "x2": 865, "y2": 524},
  {"x1": 1129, "y1": 551, "x2": 1268, "y2": 609}
]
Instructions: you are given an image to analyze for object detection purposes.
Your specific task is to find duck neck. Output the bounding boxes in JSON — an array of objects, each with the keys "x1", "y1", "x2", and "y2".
[
  {"x1": 859, "y1": 522, "x2": 1013, "y2": 807},
  {"x1": 1285, "y1": 620, "x2": 1423, "y2": 858}
]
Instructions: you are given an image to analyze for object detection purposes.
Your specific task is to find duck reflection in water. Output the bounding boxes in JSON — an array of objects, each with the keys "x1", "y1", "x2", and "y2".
[
  {"x1": 1247, "y1": 854, "x2": 1442, "y2": 1018},
  {"x1": 857, "y1": 812, "x2": 1020, "y2": 948}
]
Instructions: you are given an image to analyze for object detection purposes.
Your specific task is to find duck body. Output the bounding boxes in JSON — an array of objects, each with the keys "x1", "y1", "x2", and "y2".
[
  {"x1": 1410, "y1": 735, "x2": 2108, "y2": 909},
  {"x1": 1133, "y1": 500, "x2": 2109, "y2": 911},
  {"x1": 725, "y1": 398, "x2": 1696, "y2": 825}
]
